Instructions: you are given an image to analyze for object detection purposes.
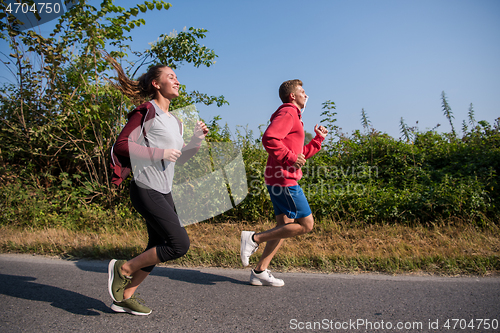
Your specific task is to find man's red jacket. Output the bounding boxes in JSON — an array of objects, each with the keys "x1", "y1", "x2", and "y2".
[{"x1": 262, "y1": 103, "x2": 324, "y2": 187}]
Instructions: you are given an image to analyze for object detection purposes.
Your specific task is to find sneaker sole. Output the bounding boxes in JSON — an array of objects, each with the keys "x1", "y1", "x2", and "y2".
[
  {"x1": 108, "y1": 259, "x2": 117, "y2": 302},
  {"x1": 250, "y1": 279, "x2": 284, "y2": 287},
  {"x1": 110, "y1": 303, "x2": 151, "y2": 316}
]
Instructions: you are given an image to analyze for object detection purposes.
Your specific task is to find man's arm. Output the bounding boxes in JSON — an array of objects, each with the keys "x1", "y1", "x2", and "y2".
[
  {"x1": 262, "y1": 111, "x2": 298, "y2": 167},
  {"x1": 303, "y1": 124, "x2": 328, "y2": 159}
]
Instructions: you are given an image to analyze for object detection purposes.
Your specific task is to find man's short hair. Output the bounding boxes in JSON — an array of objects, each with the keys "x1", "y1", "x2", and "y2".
[{"x1": 279, "y1": 79, "x2": 303, "y2": 103}]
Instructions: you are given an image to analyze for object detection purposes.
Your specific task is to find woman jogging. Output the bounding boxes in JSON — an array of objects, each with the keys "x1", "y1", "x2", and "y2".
[{"x1": 106, "y1": 56, "x2": 208, "y2": 316}]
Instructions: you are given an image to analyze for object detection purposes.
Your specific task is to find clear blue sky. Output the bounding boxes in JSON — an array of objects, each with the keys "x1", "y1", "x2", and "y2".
[{"x1": 2, "y1": 0, "x2": 499, "y2": 140}]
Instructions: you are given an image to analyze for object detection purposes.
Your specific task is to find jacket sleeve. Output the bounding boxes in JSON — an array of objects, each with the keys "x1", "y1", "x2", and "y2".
[
  {"x1": 173, "y1": 116, "x2": 202, "y2": 165},
  {"x1": 262, "y1": 111, "x2": 297, "y2": 167},
  {"x1": 303, "y1": 134, "x2": 325, "y2": 159},
  {"x1": 113, "y1": 109, "x2": 165, "y2": 162},
  {"x1": 177, "y1": 138, "x2": 203, "y2": 165}
]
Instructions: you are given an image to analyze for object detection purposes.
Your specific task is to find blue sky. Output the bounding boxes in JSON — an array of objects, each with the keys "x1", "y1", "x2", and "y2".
[{"x1": 2, "y1": 0, "x2": 499, "y2": 140}]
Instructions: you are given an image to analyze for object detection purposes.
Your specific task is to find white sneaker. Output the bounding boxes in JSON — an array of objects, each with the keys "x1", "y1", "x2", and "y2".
[
  {"x1": 240, "y1": 231, "x2": 258, "y2": 266},
  {"x1": 250, "y1": 269, "x2": 285, "y2": 287}
]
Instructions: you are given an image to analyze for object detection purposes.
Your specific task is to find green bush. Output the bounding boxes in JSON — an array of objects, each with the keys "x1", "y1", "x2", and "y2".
[
  {"x1": 1, "y1": 1, "x2": 498, "y2": 229},
  {"x1": 2, "y1": 110, "x2": 499, "y2": 230}
]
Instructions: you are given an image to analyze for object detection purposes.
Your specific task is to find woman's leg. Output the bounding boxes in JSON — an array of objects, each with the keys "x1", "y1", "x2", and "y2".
[
  {"x1": 120, "y1": 247, "x2": 159, "y2": 300},
  {"x1": 120, "y1": 182, "x2": 189, "y2": 297}
]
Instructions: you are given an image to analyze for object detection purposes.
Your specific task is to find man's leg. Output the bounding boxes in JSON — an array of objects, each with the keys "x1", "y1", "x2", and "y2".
[
  {"x1": 241, "y1": 185, "x2": 313, "y2": 272},
  {"x1": 254, "y1": 214, "x2": 292, "y2": 272},
  {"x1": 240, "y1": 215, "x2": 314, "y2": 268},
  {"x1": 246, "y1": 214, "x2": 314, "y2": 286},
  {"x1": 253, "y1": 213, "x2": 314, "y2": 245}
]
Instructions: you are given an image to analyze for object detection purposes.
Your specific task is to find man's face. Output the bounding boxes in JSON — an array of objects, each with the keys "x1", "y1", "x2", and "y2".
[{"x1": 292, "y1": 85, "x2": 308, "y2": 109}]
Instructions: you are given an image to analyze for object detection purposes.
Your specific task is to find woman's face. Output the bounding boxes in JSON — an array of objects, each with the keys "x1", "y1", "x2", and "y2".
[{"x1": 153, "y1": 67, "x2": 180, "y2": 100}]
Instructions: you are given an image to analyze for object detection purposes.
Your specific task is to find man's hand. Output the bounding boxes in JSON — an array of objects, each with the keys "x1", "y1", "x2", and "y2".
[
  {"x1": 314, "y1": 124, "x2": 328, "y2": 138},
  {"x1": 292, "y1": 153, "x2": 306, "y2": 169}
]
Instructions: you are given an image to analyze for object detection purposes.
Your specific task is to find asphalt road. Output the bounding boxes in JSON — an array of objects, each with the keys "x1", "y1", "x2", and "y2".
[{"x1": 0, "y1": 254, "x2": 499, "y2": 333}]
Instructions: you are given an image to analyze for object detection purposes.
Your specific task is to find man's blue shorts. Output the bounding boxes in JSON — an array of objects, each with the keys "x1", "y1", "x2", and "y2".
[{"x1": 266, "y1": 185, "x2": 312, "y2": 219}]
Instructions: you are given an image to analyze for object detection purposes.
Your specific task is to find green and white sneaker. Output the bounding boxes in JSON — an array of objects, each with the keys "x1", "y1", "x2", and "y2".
[
  {"x1": 111, "y1": 294, "x2": 152, "y2": 316},
  {"x1": 108, "y1": 259, "x2": 131, "y2": 302}
]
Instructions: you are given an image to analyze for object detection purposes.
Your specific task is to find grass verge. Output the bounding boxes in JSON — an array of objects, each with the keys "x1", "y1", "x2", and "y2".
[{"x1": 1, "y1": 220, "x2": 498, "y2": 276}]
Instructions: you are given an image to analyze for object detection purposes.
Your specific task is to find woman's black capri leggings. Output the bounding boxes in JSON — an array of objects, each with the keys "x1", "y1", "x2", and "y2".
[{"x1": 129, "y1": 180, "x2": 190, "y2": 272}]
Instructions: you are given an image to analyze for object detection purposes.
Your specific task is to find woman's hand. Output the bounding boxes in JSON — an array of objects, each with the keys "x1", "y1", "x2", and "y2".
[
  {"x1": 193, "y1": 121, "x2": 209, "y2": 139},
  {"x1": 163, "y1": 149, "x2": 182, "y2": 162}
]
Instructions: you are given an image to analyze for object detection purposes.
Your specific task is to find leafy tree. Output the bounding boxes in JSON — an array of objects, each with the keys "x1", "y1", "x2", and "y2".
[{"x1": 0, "y1": 0, "x2": 227, "y2": 205}]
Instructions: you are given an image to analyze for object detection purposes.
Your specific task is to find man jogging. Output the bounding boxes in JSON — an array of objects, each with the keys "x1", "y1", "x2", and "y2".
[{"x1": 240, "y1": 79, "x2": 328, "y2": 286}]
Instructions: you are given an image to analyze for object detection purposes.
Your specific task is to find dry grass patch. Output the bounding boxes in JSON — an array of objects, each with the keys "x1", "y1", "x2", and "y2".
[
  {"x1": 1, "y1": 221, "x2": 498, "y2": 275},
  {"x1": 0, "y1": 227, "x2": 147, "y2": 259},
  {"x1": 184, "y1": 221, "x2": 500, "y2": 275}
]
